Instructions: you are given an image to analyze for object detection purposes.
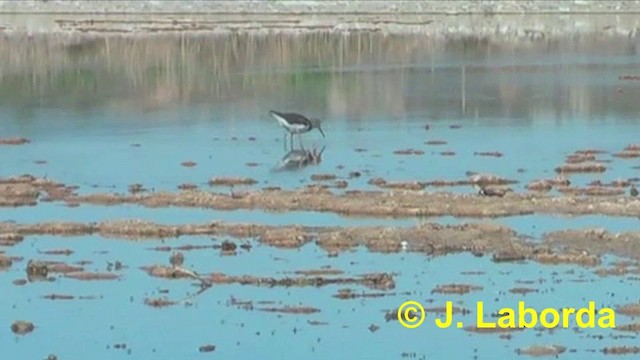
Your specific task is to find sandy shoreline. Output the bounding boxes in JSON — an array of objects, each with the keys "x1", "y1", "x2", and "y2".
[{"x1": 0, "y1": 1, "x2": 639, "y2": 36}]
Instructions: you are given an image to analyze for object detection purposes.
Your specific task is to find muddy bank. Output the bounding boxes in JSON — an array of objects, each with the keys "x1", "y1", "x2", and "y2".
[
  {"x1": 0, "y1": 219, "x2": 624, "y2": 262},
  {"x1": 3, "y1": 174, "x2": 640, "y2": 218},
  {"x1": 62, "y1": 187, "x2": 640, "y2": 219},
  {"x1": 544, "y1": 229, "x2": 640, "y2": 259}
]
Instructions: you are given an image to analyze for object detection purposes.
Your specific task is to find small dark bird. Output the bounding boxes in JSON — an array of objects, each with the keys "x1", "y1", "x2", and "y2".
[
  {"x1": 269, "y1": 110, "x2": 325, "y2": 150},
  {"x1": 631, "y1": 185, "x2": 639, "y2": 197}
]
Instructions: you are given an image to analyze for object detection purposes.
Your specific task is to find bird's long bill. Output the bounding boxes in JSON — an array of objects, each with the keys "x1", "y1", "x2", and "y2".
[{"x1": 317, "y1": 126, "x2": 325, "y2": 137}]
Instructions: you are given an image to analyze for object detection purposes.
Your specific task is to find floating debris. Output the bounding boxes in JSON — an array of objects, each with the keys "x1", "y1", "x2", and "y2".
[
  {"x1": 64, "y1": 272, "x2": 120, "y2": 281},
  {"x1": 41, "y1": 294, "x2": 75, "y2": 300},
  {"x1": 602, "y1": 346, "x2": 640, "y2": 355},
  {"x1": 464, "y1": 325, "x2": 524, "y2": 334},
  {"x1": 128, "y1": 184, "x2": 146, "y2": 194},
  {"x1": 393, "y1": 149, "x2": 424, "y2": 155},
  {"x1": 474, "y1": 151, "x2": 503, "y2": 158},
  {"x1": 169, "y1": 252, "x2": 184, "y2": 267},
  {"x1": 199, "y1": 345, "x2": 216, "y2": 353},
  {"x1": 208, "y1": 177, "x2": 257, "y2": 186},
  {"x1": 0, "y1": 233, "x2": 24, "y2": 246},
  {"x1": 425, "y1": 140, "x2": 447, "y2": 145},
  {"x1": 516, "y1": 345, "x2": 567, "y2": 357},
  {"x1": 526, "y1": 180, "x2": 552, "y2": 192},
  {"x1": 178, "y1": 183, "x2": 198, "y2": 191},
  {"x1": 10, "y1": 320, "x2": 34, "y2": 335},
  {"x1": 258, "y1": 306, "x2": 320, "y2": 314},
  {"x1": 555, "y1": 162, "x2": 607, "y2": 173},
  {"x1": 616, "y1": 303, "x2": 640, "y2": 316},
  {"x1": 0, "y1": 255, "x2": 12, "y2": 269},
  {"x1": 145, "y1": 298, "x2": 177, "y2": 308},
  {"x1": 181, "y1": 161, "x2": 197, "y2": 167},
  {"x1": 431, "y1": 283, "x2": 483, "y2": 295},
  {"x1": 311, "y1": 174, "x2": 337, "y2": 181},
  {"x1": 615, "y1": 322, "x2": 640, "y2": 332},
  {"x1": 0, "y1": 137, "x2": 30, "y2": 145},
  {"x1": 509, "y1": 287, "x2": 538, "y2": 295}
]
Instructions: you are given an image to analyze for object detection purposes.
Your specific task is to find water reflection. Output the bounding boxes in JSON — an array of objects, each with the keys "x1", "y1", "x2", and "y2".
[
  {"x1": 0, "y1": 32, "x2": 639, "y2": 125},
  {"x1": 273, "y1": 145, "x2": 326, "y2": 172}
]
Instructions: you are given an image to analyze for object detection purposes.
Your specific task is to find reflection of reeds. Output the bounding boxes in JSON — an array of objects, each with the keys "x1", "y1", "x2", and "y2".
[{"x1": 0, "y1": 32, "x2": 637, "y2": 119}]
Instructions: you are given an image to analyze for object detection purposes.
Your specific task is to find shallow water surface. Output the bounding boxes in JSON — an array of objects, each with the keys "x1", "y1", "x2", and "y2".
[{"x1": 1, "y1": 33, "x2": 640, "y2": 360}]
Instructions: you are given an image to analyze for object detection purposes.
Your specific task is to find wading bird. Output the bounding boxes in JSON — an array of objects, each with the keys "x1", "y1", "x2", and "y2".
[{"x1": 269, "y1": 110, "x2": 325, "y2": 150}]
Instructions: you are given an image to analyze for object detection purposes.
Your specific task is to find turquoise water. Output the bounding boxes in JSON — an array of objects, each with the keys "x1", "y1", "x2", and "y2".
[
  {"x1": 2, "y1": 236, "x2": 639, "y2": 360},
  {"x1": 1, "y1": 34, "x2": 640, "y2": 359}
]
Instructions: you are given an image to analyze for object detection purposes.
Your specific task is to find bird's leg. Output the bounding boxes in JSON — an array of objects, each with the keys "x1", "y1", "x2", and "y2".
[
  {"x1": 283, "y1": 132, "x2": 287, "y2": 152},
  {"x1": 299, "y1": 134, "x2": 305, "y2": 151}
]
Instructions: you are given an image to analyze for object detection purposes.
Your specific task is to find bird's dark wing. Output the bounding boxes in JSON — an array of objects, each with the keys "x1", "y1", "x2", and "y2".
[{"x1": 269, "y1": 110, "x2": 311, "y2": 126}]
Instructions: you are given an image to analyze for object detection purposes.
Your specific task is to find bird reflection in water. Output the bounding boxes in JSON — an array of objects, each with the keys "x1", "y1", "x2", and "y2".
[{"x1": 274, "y1": 145, "x2": 326, "y2": 171}]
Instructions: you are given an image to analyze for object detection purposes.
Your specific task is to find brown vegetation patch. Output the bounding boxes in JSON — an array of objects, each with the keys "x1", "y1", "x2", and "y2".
[
  {"x1": 574, "y1": 149, "x2": 608, "y2": 155},
  {"x1": 199, "y1": 345, "x2": 216, "y2": 353},
  {"x1": 181, "y1": 161, "x2": 197, "y2": 167},
  {"x1": 544, "y1": 229, "x2": 640, "y2": 260},
  {"x1": 393, "y1": 149, "x2": 424, "y2": 155},
  {"x1": 208, "y1": 177, "x2": 257, "y2": 186},
  {"x1": 39, "y1": 249, "x2": 74, "y2": 256},
  {"x1": 0, "y1": 255, "x2": 12, "y2": 269},
  {"x1": 555, "y1": 162, "x2": 607, "y2": 173},
  {"x1": 526, "y1": 180, "x2": 552, "y2": 192},
  {"x1": 332, "y1": 288, "x2": 404, "y2": 299},
  {"x1": 65, "y1": 272, "x2": 120, "y2": 280},
  {"x1": 208, "y1": 272, "x2": 395, "y2": 290},
  {"x1": 145, "y1": 298, "x2": 177, "y2": 308},
  {"x1": 311, "y1": 174, "x2": 337, "y2": 181},
  {"x1": 368, "y1": 178, "x2": 425, "y2": 191},
  {"x1": 258, "y1": 306, "x2": 320, "y2": 314},
  {"x1": 509, "y1": 287, "x2": 538, "y2": 295},
  {"x1": 555, "y1": 186, "x2": 624, "y2": 196},
  {"x1": 11, "y1": 320, "x2": 34, "y2": 335},
  {"x1": 260, "y1": 227, "x2": 312, "y2": 248},
  {"x1": 431, "y1": 283, "x2": 482, "y2": 295},
  {"x1": 128, "y1": 184, "x2": 147, "y2": 194},
  {"x1": 41, "y1": 294, "x2": 75, "y2": 300},
  {"x1": 615, "y1": 323, "x2": 640, "y2": 332},
  {"x1": 0, "y1": 137, "x2": 30, "y2": 145},
  {"x1": 613, "y1": 151, "x2": 640, "y2": 159},
  {"x1": 533, "y1": 252, "x2": 600, "y2": 267},
  {"x1": 616, "y1": 303, "x2": 640, "y2": 317},
  {"x1": 178, "y1": 183, "x2": 198, "y2": 191},
  {"x1": 516, "y1": 345, "x2": 566, "y2": 357},
  {"x1": 566, "y1": 154, "x2": 596, "y2": 163},
  {"x1": 464, "y1": 325, "x2": 524, "y2": 334},
  {"x1": 602, "y1": 346, "x2": 640, "y2": 355},
  {"x1": 0, "y1": 233, "x2": 24, "y2": 246},
  {"x1": 294, "y1": 269, "x2": 344, "y2": 276},
  {"x1": 142, "y1": 265, "x2": 196, "y2": 279},
  {"x1": 474, "y1": 151, "x2": 503, "y2": 158}
]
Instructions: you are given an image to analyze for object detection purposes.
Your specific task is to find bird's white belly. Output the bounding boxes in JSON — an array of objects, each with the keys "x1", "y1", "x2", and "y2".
[{"x1": 286, "y1": 124, "x2": 307, "y2": 134}]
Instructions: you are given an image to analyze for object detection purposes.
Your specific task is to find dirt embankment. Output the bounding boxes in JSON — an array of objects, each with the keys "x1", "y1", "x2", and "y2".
[{"x1": 1, "y1": 1, "x2": 640, "y2": 37}]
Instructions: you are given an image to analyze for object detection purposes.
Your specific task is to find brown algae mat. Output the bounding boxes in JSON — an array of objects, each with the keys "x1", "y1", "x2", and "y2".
[
  {"x1": 0, "y1": 219, "x2": 625, "y2": 263},
  {"x1": 3, "y1": 175, "x2": 640, "y2": 219}
]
